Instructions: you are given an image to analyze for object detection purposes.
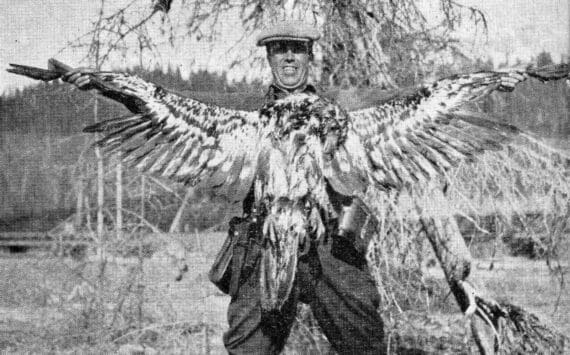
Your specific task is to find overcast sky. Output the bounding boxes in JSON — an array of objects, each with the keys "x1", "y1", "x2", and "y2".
[{"x1": 1, "y1": 0, "x2": 568, "y2": 94}]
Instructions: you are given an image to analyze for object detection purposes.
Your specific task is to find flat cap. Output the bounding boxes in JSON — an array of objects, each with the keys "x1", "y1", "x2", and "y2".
[{"x1": 256, "y1": 20, "x2": 320, "y2": 46}]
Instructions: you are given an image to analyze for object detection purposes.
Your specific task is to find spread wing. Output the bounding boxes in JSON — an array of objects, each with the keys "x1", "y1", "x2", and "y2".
[
  {"x1": 7, "y1": 59, "x2": 263, "y2": 202},
  {"x1": 333, "y1": 65, "x2": 569, "y2": 194}
]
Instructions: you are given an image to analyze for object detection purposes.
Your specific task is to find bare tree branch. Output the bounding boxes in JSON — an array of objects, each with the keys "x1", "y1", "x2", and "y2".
[{"x1": 173, "y1": 0, "x2": 487, "y2": 88}]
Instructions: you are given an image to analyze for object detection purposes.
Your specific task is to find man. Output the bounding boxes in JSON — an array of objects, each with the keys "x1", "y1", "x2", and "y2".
[
  {"x1": 62, "y1": 20, "x2": 527, "y2": 355},
  {"x1": 212, "y1": 21, "x2": 388, "y2": 354}
]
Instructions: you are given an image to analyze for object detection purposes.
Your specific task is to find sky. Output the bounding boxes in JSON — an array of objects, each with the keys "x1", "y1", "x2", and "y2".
[{"x1": 1, "y1": 0, "x2": 568, "y2": 94}]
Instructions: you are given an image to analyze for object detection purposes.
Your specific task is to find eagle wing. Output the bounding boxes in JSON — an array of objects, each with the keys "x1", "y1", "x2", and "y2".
[
  {"x1": 331, "y1": 65, "x2": 569, "y2": 195},
  {"x1": 8, "y1": 59, "x2": 263, "y2": 202}
]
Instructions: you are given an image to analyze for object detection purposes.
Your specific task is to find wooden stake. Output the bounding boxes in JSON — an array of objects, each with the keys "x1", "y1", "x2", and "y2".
[{"x1": 169, "y1": 188, "x2": 195, "y2": 233}]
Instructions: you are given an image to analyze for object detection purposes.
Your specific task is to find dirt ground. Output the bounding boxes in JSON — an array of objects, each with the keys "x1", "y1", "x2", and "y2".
[{"x1": 0, "y1": 233, "x2": 568, "y2": 354}]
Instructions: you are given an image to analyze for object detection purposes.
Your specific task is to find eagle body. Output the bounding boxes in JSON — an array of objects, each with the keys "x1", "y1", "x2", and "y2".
[
  {"x1": 8, "y1": 58, "x2": 569, "y2": 312},
  {"x1": 244, "y1": 94, "x2": 347, "y2": 310}
]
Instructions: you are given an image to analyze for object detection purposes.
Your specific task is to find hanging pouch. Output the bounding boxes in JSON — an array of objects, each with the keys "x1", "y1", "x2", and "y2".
[
  {"x1": 208, "y1": 217, "x2": 261, "y2": 296},
  {"x1": 208, "y1": 217, "x2": 242, "y2": 294}
]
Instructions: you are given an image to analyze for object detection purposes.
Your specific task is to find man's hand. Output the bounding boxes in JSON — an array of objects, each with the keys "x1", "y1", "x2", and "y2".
[
  {"x1": 62, "y1": 68, "x2": 96, "y2": 90},
  {"x1": 498, "y1": 71, "x2": 527, "y2": 92}
]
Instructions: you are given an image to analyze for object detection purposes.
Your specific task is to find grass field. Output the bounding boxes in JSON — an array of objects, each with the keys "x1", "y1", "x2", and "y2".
[{"x1": 0, "y1": 231, "x2": 568, "y2": 354}]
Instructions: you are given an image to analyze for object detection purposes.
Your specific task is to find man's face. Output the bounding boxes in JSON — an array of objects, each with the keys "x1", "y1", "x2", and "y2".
[{"x1": 267, "y1": 40, "x2": 311, "y2": 91}]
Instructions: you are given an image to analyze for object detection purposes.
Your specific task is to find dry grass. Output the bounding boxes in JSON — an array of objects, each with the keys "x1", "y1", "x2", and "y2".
[
  {"x1": 1, "y1": 228, "x2": 568, "y2": 354},
  {"x1": 0, "y1": 233, "x2": 229, "y2": 354}
]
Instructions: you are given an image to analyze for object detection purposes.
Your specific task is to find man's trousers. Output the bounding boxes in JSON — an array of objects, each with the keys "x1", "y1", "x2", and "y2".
[{"x1": 222, "y1": 234, "x2": 386, "y2": 355}]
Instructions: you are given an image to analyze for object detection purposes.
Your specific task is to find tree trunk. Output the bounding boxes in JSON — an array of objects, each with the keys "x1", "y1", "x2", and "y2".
[
  {"x1": 417, "y1": 188, "x2": 566, "y2": 354},
  {"x1": 141, "y1": 175, "x2": 145, "y2": 220},
  {"x1": 418, "y1": 213, "x2": 496, "y2": 354},
  {"x1": 94, "y1": 98, "x2": 104, "y2": 240},
  {"x1": 74, "y1": 170, "x2": 83, "y2": 228}
]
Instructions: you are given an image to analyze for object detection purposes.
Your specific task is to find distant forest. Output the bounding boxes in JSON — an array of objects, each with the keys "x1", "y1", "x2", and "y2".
[{"x1": 1, "y1": 55, "x2": 568, "y2": 231}]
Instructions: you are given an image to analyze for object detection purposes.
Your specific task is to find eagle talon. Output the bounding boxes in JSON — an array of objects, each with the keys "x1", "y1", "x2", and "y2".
[
  {"x1": 458, "y1": 280, "x2": 478, "y2": 316},
  {"x1": 458, "y1": 280, "x2": 506, "y2": 345}
]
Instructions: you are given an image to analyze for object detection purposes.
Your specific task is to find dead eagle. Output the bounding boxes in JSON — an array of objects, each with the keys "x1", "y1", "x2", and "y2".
[{"x1": 7, "y1": 59, "x2": 569, "y2": 313}]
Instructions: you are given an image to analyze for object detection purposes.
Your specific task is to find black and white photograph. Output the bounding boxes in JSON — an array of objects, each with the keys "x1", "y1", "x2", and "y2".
[{"x1": 0, "y1": 1, "x2": 569, "y2": 353}]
